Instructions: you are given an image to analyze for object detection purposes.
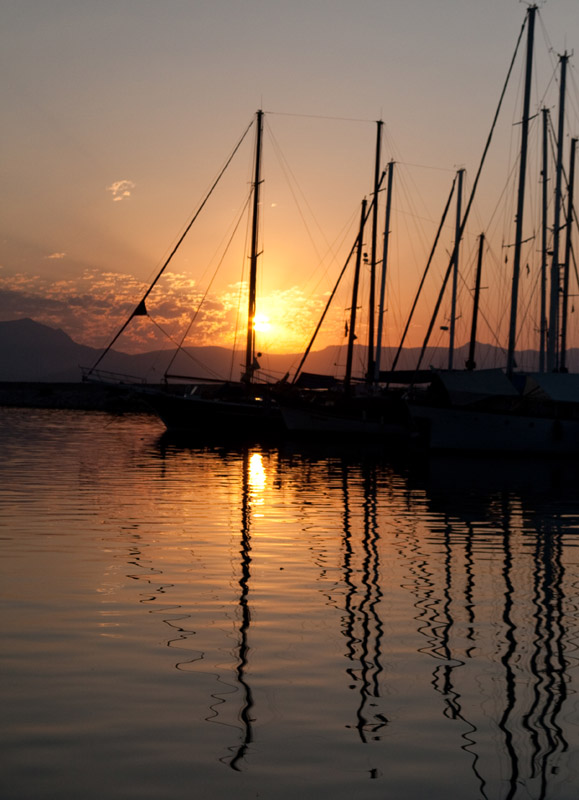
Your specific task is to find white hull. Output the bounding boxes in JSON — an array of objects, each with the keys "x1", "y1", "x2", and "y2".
[{"x1": 410, "y1": 404, "x2": 579, "y2": 454}]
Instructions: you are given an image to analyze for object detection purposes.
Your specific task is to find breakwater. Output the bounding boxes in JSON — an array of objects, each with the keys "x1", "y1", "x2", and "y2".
[{"x1": 0, "y1": 382, "x2": 153, "y2": 413}]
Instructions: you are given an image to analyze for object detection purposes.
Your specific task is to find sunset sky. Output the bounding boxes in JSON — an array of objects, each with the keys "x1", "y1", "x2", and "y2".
[{"x1": 2, "y1": 0, "x2": 579, "y2": 371}]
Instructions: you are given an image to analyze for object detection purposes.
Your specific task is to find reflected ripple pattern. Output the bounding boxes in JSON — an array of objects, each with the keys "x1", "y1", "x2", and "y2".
[{"x1": 2, "y1": 409, "x2": 579, "y2": 799}]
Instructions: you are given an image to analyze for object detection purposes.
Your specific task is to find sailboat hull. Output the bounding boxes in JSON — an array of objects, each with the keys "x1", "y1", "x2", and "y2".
[
  {"x1": 279, "y1": 390, "x2": 412, "y2": 444},
  {"x1": 410, "y1": 403, "x2": 579, "y2": 454},
  {"x1": 281, "y1": 405, "x2": 408, "y2": 440},
  {"x1": 138, "y1": 387, "x2": 284, "y2": 437}
]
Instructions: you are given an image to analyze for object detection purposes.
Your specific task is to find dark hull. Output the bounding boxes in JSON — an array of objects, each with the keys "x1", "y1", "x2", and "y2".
[
  {"x1": 278, "y1": 389, "x2": 412, "y2": 446},
  {"x1": 138, "y1": 386, "x2": 284, "y2": 437},
  {"x1": 409, "y1": 402, "x2": 579, "y2": 454}
]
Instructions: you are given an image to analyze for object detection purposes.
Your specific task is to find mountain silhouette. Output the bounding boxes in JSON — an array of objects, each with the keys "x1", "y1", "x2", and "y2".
[{"x1": 1, "y1": 318, "x2": 575, "y2": 383}]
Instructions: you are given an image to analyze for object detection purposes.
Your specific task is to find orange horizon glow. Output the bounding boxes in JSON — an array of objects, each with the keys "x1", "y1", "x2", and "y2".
[{"x1": 2, "y1": 3, "x2": 579, "y2": 368}]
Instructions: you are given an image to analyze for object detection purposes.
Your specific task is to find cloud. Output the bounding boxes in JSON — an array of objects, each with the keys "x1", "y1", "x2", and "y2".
[
  {"x1": 46, "y1": 252, "x2": 66, "y2": 260},
  {"x1": 107, "y1": 179, "x2": 136, "y2": 202},
  {"x1": 0, "y1": 268, "x2": 227, "y2": 352},
  {"x1": 0, "y1": 268, "x2": 338, "y2": 355}
]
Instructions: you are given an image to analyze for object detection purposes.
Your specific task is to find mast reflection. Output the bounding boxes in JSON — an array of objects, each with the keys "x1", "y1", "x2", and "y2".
[
  {"x1": 341, "y1": 461, "x2": 388, "y2": 742},
  {"x1": 413, "y1": 461, "x2": 575, "y2": 800},
  {"x1": 151, "y1": 438, "x2": 261, "y2": 771},
  {"x1": 226, "y1": 449, "x2": 258, "y2": 771},
  {"x1": 393, "y1": 494, "x2": 488, "y2": 797},
  {"x1": 144, "y1": 437, "x2": 579, "y2": 793},
  {"x1": 521, "y1": 510, "x2": 568, "y2": 798}
]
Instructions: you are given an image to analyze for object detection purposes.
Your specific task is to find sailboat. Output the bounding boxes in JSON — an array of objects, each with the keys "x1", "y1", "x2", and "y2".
[
  {"x1": 85, "y1": 110, "x2": 284, "y2": 438},
  {"x1": 403, "y1": 5, "x2": 579, "y2": 454},
  {"x1": 277, "y1": 127, "x2": 413, "y2": 445}
]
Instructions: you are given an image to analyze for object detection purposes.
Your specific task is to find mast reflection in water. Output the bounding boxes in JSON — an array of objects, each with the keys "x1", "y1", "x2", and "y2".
[
  {"x1": 2, "y1": 409, "x2": 579, "y2": 800},
  {"x1": 227, "y1": 451, "x2": 258, "y2": 770}
]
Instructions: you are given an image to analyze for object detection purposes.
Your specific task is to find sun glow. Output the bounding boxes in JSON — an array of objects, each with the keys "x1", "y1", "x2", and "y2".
[{"x1": 253, "y1": 314, "x2": 271, "y2": 333}]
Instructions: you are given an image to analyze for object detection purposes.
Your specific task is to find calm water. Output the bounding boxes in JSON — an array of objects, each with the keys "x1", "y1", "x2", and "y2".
[{"x1": 2, "y1": 408, "x2": 579, "y2": 799}]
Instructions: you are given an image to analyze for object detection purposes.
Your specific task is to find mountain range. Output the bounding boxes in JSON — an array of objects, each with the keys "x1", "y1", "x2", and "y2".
[{"x1": 1, "y1": 318, "x2": 577, "y2": 383}]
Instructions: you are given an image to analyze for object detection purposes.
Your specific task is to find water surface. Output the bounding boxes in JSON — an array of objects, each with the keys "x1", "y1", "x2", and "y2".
[{"x1": 2, "y1": 408, "x2": 579, "y2": 799}]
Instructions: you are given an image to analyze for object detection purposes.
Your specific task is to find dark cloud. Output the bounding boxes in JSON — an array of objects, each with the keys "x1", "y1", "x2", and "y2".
[{"x1": 0, "y1": 288, "x2": 66, "y2": 314}]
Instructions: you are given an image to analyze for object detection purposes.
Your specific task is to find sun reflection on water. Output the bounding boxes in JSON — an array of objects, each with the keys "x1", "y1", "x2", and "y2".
[
  {"x1": 5, "y1": 411, "x2": 579, "y2": 798},
  {"x1": 248, "y1": 451, "x2": 266, "y2": 516}
]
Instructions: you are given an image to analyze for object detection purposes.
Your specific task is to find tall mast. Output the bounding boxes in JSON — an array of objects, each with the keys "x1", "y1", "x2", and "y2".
[
  {"x1": 344, "y1": 198, "x2": 367, "y2": 392},
  {"x1": 448, "y1": 168, "x2": 464, "y2": 370},
  {"x1": 466, "y1": 233, "x2": 485, "y2": 371},
  {"x1": 506, "y1": 4, "x2": 536, "y2": 376},
  {"x1": 242, "y1": 109, "x2": 264, "y2": 384},
  {"x1": 367, "y1": 120, "x2": 383, "y2": 382},
  {"x1": 373, "y1": 160, "x2": 394, "y2": 381},
  {"x1": 539, "y1": 107, "x2": 550, "y2": 373},
  {"x1": 547, "y1": 53, "x2": 569, "y2": 372},
  {"x1": 559, "y1": 137, "x2": 577, "y2": 373},
  {"x1": 413, "y1": 10, "x2": 529, "y2": 377}
]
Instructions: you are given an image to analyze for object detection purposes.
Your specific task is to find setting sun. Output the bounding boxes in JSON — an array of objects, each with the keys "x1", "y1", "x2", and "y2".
[{"x1": 253, "y1": 314, "x2": 271, "y2": 333}]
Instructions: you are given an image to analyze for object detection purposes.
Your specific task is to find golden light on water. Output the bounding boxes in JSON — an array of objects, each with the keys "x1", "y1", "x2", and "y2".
[
  {"x1": 248, "y1": 452, "x2": 267, "y2": 517},
  {"x1": 6, "y1": 408, "x2": 579, "y2": 796},
  {"x1": 248, "y1": 452, "x2": 267, "y2": 496}
]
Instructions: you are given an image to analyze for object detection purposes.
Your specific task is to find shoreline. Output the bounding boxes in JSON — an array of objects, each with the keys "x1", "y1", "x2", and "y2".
[{"x1": 0, "y1": 382, "x2": 154, "y2": 413}]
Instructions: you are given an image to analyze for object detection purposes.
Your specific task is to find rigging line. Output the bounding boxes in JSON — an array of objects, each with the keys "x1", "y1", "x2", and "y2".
[
  {"x1": 230, "y1": 278, "x2": 245, "y2": 380},
  {"x1": 500, "y1": 57, "x2": 528, "y2": 244},
  {"x1": 164, "y1": 190, "x2": 253, "y2": 379},
  {"x1": 413, "y1": 10, "x2": 528, "y2": 378},
  {"x1": 396, "y1": 161, "x2": 456, "y2": 174},
  {"x1": 264, "y1": 122, "x2": 325, "y2": 263},
  {"x1": 392, "y1": 207, "x2": 453, "y2": 228},
  {"x1": 263, "y1": 118, "x2": 366, "y2": 320},
  {"x1": 456, "y1": 258, "x2": 506, "y2": 356},
  {"x1": 390, "y1": 176, "x2": 457, "y2": 374},
  {"x1": 264, "y1": 109, "x2": 376, "y2": 124},
  {"x1": 503, "y1": 233, "x2": 537, "y2": 248},
  {"x1": 567, "y1": 65, "x2": 579, "y2": 121},
  {"x1": 305, "y1": 209, "x2": 365, "y2": 305},
  {"x1": 547, "y1": 119, "x2": 579, "y2": 234},
  {"x1": 537, "y1": 63, "x2": 559, "y2": 112},
  {"x1": 394, "y1": 166, "x2": 441, "y2": 261},
  {"x1": 395, "y1": 157, "x2": 446, "y2": 226},
  {"x1": 546, "y1": 118, "x2": 579, "y2": 262},
  {"x1": 291, "y1": 180, "x2": 385, "y2": 383},
  {"x1": 148, "y1": 318, "x2": 225, "y2": 380},
  {"x1": 287, "y1": 204, "x2": 380, "y2": 376},
  {"x1": 536, "y1": 8, "x2": 556, "y2": 64},
  {"x1": 265, "y1": 119, "x2": 338, "y2": 269},
  {"x1": 571, "y1": 244, "x2": 579, "y2": 301},
  {"x1": 86, "y1": 116, "x2": 255, "y2": 376},
  {"x1": 536, "y1": 9, "x2": 573, "y2": 87},
  {"x1": 485, "y1": 158, "x2": 521, "y2": 245},
  {"x1": 230, "y1": 192, "x2": 254, "y2": 381},
  {"x1": 514, "y1": 265, "x2": 542, "y2": 351}
]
